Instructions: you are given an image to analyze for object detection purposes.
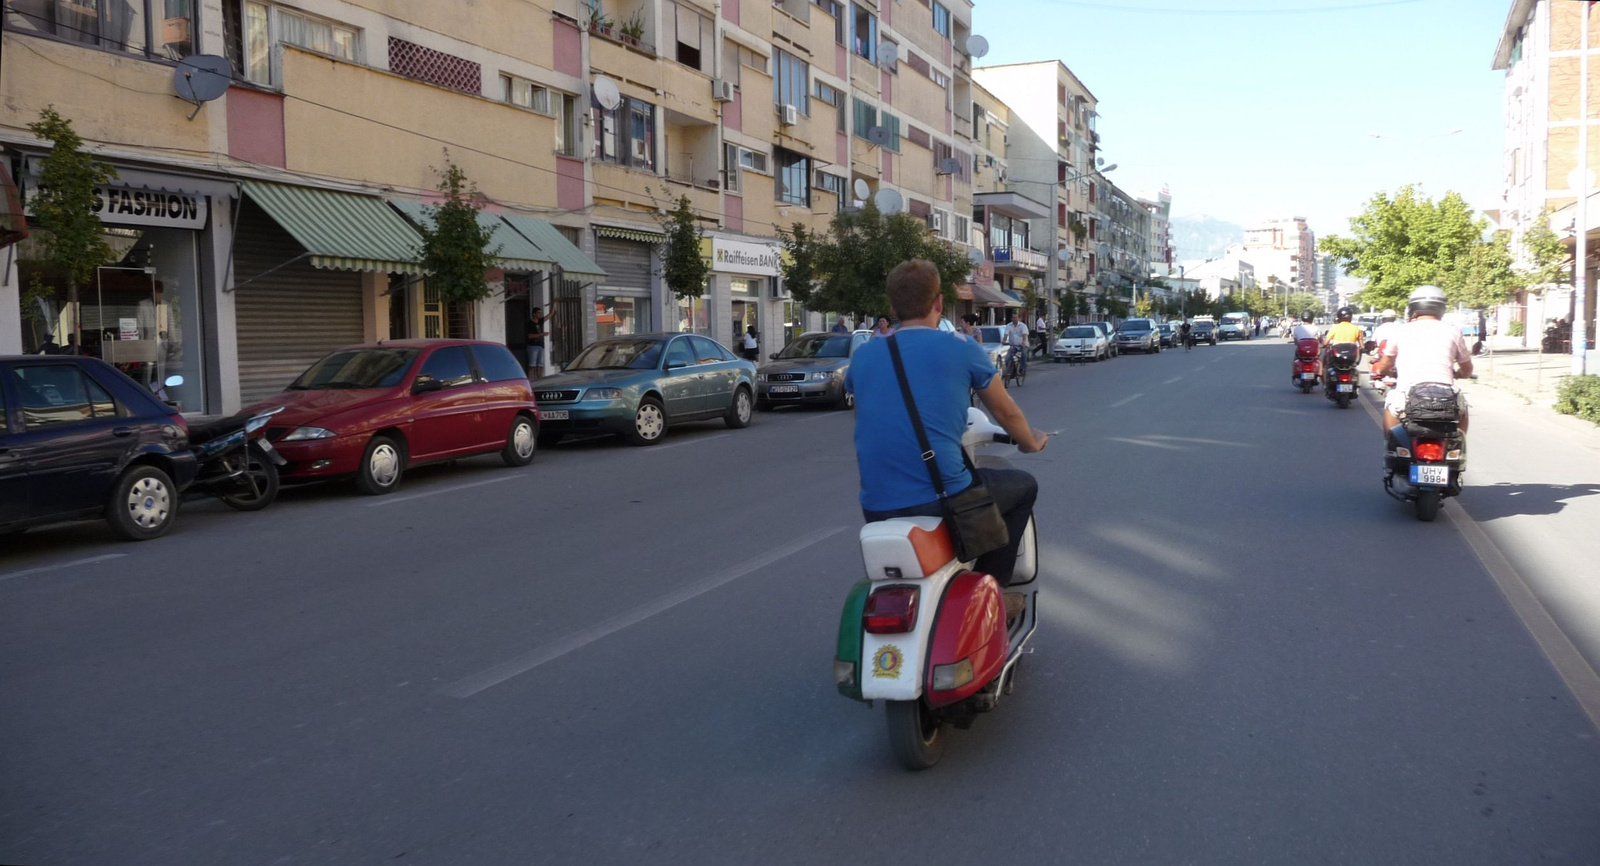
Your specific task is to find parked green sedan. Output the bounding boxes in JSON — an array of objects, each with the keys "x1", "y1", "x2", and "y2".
[{"x1": 530, "y1": 333, "x2": 757, "y2": 446}]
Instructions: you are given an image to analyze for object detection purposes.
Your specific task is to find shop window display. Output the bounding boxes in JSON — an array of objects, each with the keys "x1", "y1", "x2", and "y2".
[{"x1": 596, "y1": 295, "x2": 644, "y2": 340}]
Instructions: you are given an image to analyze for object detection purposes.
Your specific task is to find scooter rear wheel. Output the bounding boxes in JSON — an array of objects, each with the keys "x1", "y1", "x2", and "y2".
[
  {"x1": 1336, "y1": 393, "x2": 1351, "y2": 409},
  {"x1": 886, "y1": 699, "x2": 945, "y2": 770},
  {"x1": 1415, "y1": 490, "x2": 1441, "y2": 522}
]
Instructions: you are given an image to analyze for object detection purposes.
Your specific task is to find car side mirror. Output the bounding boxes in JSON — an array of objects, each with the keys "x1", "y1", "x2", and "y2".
[
  {"x1": 769, "y1": 352, "x2": 779, "y2": 360},
  {"x1": 412, "y1": 376, "x2": 444, "y2": 395}
]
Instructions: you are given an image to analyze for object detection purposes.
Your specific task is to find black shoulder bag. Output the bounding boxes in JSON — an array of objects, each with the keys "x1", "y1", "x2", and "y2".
[{"x1": 885, "y1": 335, "x2": 1010, "y2": 562}]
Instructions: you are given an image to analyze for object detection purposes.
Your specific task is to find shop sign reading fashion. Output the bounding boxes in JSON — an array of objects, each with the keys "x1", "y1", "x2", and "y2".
[
  {"x1": 23, "y1": 178, "x2": 208, "y2": 230},
  {"x1": 704, "y1": 237, "x2": 782, "y2": 276}
]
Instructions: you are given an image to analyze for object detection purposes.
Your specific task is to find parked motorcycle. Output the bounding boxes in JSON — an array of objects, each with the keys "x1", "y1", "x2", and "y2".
[
  {"x1": 186, "y1": 404, "x2": 287, "y2": 511},
  {"x1": 1292, "y1": 338, "x2": 1321, "y2": 393},
  {"x1": 1322, "y1": 342, "x2": 1360, "y2": 409},
  {"x1": 833, "y1": 408, "x2": 1038, "y2": 770},
  {"x1": 1383, "y1": 382, "x2": 1467, "y2": 522}
]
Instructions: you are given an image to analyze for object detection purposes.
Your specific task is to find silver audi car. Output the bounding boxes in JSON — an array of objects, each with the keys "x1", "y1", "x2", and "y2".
[{"x1": 755, "y1": 330, "x2": 870, "y2": 410}]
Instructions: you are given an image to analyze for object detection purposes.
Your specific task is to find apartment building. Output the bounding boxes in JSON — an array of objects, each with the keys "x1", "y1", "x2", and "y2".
[
  {"x1": 1240, "y1": 216, "x2": 1314, "y2": 292},
  {"x1": 1135, "y1": 186, "x2": 1173, "y2": 278},
  {"x1": 1180, "y1": 256, "x2": 1254, "y2": 302},
  {"x1": 0, "y1": 0, "x2": 988, "y2": 411},
  {"x1": 1317, "y1": 253, "x2": 1339, "y2": 307},
  {"x1": 973, "y1": 60, "x2": 1103, "y2": 318},
  {"x1": 1493, "y1": 0, "x2": 1596, "y2": 339},
  {"x1": 964, "y1": 78, "x2": 1041, "y2": 318},
  {"x1": 1097, "y1": 179, "x2": 1148, "y2": 310}
]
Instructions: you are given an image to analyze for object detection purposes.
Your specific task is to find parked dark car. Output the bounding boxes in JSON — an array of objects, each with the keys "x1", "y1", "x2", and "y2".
[
  {"x1": 1157, "y1": 322, "x2": 1178, "y2": 347},
  {"x1": 1, "y1": 355, "x2": 197, "y2": 540},
  {"x1": 530, "y1": 333, "x2": 757, "y2": 446},
  {"x1": 1191, "y1": 320, "x2": 1219, "y2": 345},
  {"x1": 242, "y1": 340, "x2": 539, "y2": 495},
  {"x1": 757, "y1": 330, "x2": 869, "y2": 410}
]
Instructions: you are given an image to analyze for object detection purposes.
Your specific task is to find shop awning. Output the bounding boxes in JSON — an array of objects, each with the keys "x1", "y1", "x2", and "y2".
[
  {"x1": 240, "y1": 181, "x2": 424, "y2": 274},
  {"x1": 971, "y1": 281, "x2": 1020, "y2": 307},
  {"x1": 387, "y1": 199, "x2": 554, "y2": 273},
  {"x1": 595, "y1": 224, "x2": 665, "y2": 244},
  {"x1": 500, "y1": 215, "x2": 608, "y2": 281}
]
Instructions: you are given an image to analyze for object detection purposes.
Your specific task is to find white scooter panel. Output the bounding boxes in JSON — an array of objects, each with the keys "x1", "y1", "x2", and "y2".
[{"x1": 859, "y1": 517, "x2": 960, "y2": 580}]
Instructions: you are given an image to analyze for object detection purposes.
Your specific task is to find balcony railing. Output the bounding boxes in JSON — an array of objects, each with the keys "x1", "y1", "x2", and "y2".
[
  {"x1": 955, "y1": 115, "x2": 973, "y2": 139},
  {"x1": 992, "y1": 247, "x2": 1049, "y2": 271}
]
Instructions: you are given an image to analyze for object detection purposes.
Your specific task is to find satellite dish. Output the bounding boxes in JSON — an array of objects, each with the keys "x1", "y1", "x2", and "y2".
[
  {"x1": 173, "y1": 54, "x2": 231, "y2": 120},
  {"x1": 593, "y1": 76, "x2": 622, "y2": 111},
  {"x1": 1056, "y1": 248, "x2": 1072, "y2": 262},
  {"x1": 872, "y1": 188, "x2": 904, "y2": 215},
  {"x1": 938, "y1": 157, "x2": 961, "y2": 175},
  {"x1": 1096, "y1": 156, "x2": 1105, "y2": 167},
  {"x1": 866, "y1": 126, "x2": 892, "y2": 148},
  {"x1": 853, "y1": 178, "x2": 871, "y2": 200},
  {"x1": 1096, "y1": 242, "x2": 1111, "y2": 259},
  {"x1": 964, "y1": 35, "x2": 989, "y2": 59},
  {"x1": 877, "y1": 40, "x2": 898, "y2": 69}
]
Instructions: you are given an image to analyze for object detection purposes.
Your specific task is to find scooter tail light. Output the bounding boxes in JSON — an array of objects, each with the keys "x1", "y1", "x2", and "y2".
[
  {"x1": 1446, "y1": 449, "x2": 1463, "y2": 461},
  {"x1": 1394, "y1": 447, "x2": 1411, "y2": 458},
  {"x1": 1414, "y1": 441, "x2": 1445, "y2": 462},
  {"x1": 1339, "y1": 372, "x2": 1352, "y2": 382},
  {"x1": 931, "y1": 658, "x2": 975, "y2": 691},
  {"x1": 863, "y1": 585, "x2": 920, "y2": 634}
]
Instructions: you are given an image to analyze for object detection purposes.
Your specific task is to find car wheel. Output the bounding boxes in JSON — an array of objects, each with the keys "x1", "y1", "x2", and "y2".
[
  {"x1": 502, "y1": 413, "x2": 537, "y2": 467},
  {"x1": 837, "y1": 389, "x2": 856, "y2": 410},
  {"x1": 626, "y1": 396, "x2": 667, "y2": 446},
  {"x1": 355, "y1": 434, "x2": 405, "y2": 495},
  {"x1": 536, "y1": 431, "x2": 563, "y2": 448},
  {"x1": 107, "y1": 464, "x2": 178, "y2": 541},
  {"x1": 725, "y1": 386, "x2": 754, "y2": 429}
]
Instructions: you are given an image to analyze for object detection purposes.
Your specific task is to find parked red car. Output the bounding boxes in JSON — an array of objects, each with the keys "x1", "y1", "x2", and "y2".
[{"x1": 243, "y1": 340, "x2": 538, "y2": 495}]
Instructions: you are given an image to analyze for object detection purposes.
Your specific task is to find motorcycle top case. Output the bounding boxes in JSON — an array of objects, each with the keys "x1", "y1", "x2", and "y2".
[
  {"x1": 1328, "y1": 343, "x2": 1360, "y2": 366},
  {"x1": 1295, "y1": 338, "x2": 1321, "y2": 359}
]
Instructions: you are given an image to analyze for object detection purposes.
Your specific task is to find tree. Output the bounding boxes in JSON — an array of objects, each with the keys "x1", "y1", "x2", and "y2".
[
  {"x1": 658, "y1": 195, "x2": 709, "y2": 302},
  {"x1": 1133, "y1": 296, "x2": 1154, "y2": 318},
  {"x1": 1517, "y1": 210, "x2": 1568, "y2": 290},
  {"x1": 1100, "y1": 295, "x2": 1129, "y2": 320},
  {"x1": 1284, "y1": 292, "x2": 1323, "y2": 319},
  {"x1": 779, "y1": 201, "x2": 971, "y2": 322},
  {"x1": 415, "y1": 157, "x2": 499, "y2": 304},
  {"x1": 1319, "y1": 185, "x2": 1512, "y2": 312},
  {"x1": 25, "y1": 107, "x2": 117, "y2": 347}
]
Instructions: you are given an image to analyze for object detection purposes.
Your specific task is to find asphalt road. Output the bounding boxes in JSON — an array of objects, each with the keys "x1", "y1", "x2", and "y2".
[{"x1": 4, "y1": 337, "x2": 1600, "y2": 865}]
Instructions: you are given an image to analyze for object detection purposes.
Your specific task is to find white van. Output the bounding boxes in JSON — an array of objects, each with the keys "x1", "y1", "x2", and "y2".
[{"x1": 1219, "y1": 312, "x2": 1253, "y2": 340}]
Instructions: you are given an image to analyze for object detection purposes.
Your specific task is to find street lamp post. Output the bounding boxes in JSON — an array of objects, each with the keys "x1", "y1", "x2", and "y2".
[{"x1": 1578, "y1": 7, "x2": 1592, "y2": 376}]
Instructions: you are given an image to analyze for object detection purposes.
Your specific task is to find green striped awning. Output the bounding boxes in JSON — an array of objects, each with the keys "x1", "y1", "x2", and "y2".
[
  {"x1": 240, "y1": 181, "x2": 424, "y2": 274},
  {"x1": 500, "y1": 215, "x2": 607, "y2": 281},
  {"x1": 594, "y1": 224, "x2": 665, "y2": 244},
  {"x1": 387, "y1": 199, "x2": 555, "y2": 273}
]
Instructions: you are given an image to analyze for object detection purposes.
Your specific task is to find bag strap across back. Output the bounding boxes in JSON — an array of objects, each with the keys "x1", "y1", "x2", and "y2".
[{"x1": 886, "y1": 334, "x2": 953, "y2": 502}]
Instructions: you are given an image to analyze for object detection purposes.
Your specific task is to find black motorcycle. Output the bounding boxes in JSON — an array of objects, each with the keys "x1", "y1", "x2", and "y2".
[
  {"x1": 1322, "y1": 342, "x2": 1361, "y2": 409},
  {"x1": 186, "y1": 406, "x2": 286, "y2": 511},
  {"x1": 1383, "y1": 382, "x2": 1467, "y2": 522}
]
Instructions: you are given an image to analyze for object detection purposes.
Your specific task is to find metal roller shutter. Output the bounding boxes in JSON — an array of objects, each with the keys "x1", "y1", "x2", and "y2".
[
  {"x1": 234, "y1": 200, "x2": 365, "y2": 405},
  {"x1": 594, "y1": 238, "x2": 653, "y2": 292}
]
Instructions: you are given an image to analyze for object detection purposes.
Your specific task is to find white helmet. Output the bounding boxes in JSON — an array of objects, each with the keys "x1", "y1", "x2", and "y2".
[
  {"x1": 1405, "y1": 285, "x2": 1447, "y2": 320},
  {"x1": 1380, "y1": 308, "x2": 1398, "y2": 322}
]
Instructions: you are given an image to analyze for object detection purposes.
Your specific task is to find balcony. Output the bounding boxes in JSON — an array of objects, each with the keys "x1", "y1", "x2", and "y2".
[
  {"x1": 992, "y1": 247, "x2": 1049, "y2": 273},
  {"x1": 954, "y1": 115, "x2": 973, "y2": 139}
]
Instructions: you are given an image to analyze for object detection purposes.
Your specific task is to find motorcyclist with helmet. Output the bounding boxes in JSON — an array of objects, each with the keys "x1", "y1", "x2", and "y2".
[
  {"x1": 1322, "y1": 306, "x2": 1364, "y2": 351},
  {"x1": 1371, "y1": 285, "x2": 1473, "y2": 432}
]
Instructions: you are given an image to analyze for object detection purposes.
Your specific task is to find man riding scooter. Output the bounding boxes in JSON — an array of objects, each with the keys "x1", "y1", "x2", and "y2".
[{"x1": 1371, "y1": 286, "x2": 1473, "y2": 435}]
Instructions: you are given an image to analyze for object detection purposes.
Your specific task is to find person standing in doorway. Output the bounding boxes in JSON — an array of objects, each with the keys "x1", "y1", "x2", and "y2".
[
  {"x1": 831, "y1": 318, "x2": 850, "y2": 334},
  {"x1": 526, "y1": 306, "x2": 553, "y2": 378},
  {"x1": 742, "y1": 325, "x2": 760, "y2": 361}
]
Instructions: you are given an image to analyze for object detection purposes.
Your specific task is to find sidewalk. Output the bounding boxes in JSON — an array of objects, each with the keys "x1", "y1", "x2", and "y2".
[{"x1": 1473, "y1": 335, "x2": 1588, "y2": 404}]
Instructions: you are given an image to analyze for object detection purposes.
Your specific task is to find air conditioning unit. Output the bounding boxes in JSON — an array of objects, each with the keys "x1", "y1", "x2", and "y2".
[
  {"x1": 779, "y1": 103, "x2": 799, "y2": 126},
  {"x1": 711, "y1": 79, "x2": 735, "y2": 102}
]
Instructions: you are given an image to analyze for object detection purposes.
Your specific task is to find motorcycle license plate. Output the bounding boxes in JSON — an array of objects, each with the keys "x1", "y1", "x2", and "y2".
[
  {"x1": 1410, "y1": 464, "x2": 1449, "y2": 486},
  {"x1": 539, "y1": 410, "x2": 569, "y2": 421},
  {"x1": 255, "y1": 437, "x2": 288, "y2": 465},
  {"x1": 771, "y1": 385, "x2": 800, "y2": 393},
  {"x1": 1336, "y1": 384, "x2": 1354, "y2": 393},
  {"x1": 1300, "y1": 373, "x2": 1315, "y2": 380}
]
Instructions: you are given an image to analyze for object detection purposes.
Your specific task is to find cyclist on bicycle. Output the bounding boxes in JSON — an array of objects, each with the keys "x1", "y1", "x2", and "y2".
[
  {"x1": 1179, "y1": 319, "x2": 1194, "y2": 350},
  {"x1": 1003, "y1": 311, "x2": 1030, "y2": 377}
]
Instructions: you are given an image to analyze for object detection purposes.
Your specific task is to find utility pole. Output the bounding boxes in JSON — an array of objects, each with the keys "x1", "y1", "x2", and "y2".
[{"x1": 1578, "y1": 1, "x2": 1592, "y2": 376}]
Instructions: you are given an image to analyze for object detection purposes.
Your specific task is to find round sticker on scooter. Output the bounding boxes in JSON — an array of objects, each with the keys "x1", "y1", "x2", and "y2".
[{"x1": 871, "y1": 645, "x2": 904, "y2": 679}]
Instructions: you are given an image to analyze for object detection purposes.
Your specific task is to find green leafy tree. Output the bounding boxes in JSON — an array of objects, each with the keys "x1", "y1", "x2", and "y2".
[
  {"x1": 1133, "y1": 296, "x2": 1154, "y2": 318},
  {"x1": 26, "y1": 107, "x2": 117, "y2": 346},
  {"x1": 779, "y1": 201, "x2": 970, "y2": 322},
  {"x1": 416, "y1": 157, "x2": 499, "y2": 304},
  {"x1": 1100, "y1": 295, "x2": 1129, "y2": 320},
  {"x1": 1283, "y1": 292, "x2": 1323, "y2": 319},
  {"x1": 657, "y1": 195, "x2": 709, "y2": 301},
  {"x1": 1517, "y1": 210, "x2": 1568, "y2": 290},
  {"x1": 1320, "y1": 185, "x2": 1512, "y2": 311}
]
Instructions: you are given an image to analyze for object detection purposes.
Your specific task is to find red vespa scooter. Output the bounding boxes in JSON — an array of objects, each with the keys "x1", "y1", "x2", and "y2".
[{"x1": 1292, "y1": 337, "x2": 1321, "y2": 393}]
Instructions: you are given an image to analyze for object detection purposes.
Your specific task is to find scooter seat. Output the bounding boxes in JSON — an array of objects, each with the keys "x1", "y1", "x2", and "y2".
[{"x1": 860, "y1": 517, "x2": 957, "y2": 580}]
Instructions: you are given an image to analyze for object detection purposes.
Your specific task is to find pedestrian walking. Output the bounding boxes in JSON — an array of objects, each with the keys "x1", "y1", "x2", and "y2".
[
  {"x1": 1033, "y1": 311, "x2": 1049, "y2": 356},
  {"x1": 742, "y1": 325, "x2": 760, "y2": 361}
]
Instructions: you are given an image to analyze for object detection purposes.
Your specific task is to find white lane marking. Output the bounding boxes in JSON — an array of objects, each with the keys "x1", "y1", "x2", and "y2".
[
  {"x1": 645, "y1": 432, "x2": 733, "y2": 452},
  {"x1": 0, "y1": 553, "x2": 127, "y2": 583},
  {"x1": 365, "y1": 474, "x2": 516, "y2": 507},
  {"x1": 1355, "y1": 388, "x2": 1600, "y2": 732},
  {"x1": 442, "y1": 525, "x2": 848, "y2": 698},
  {"x1": 1162, "y1": 376, "x2": 1185, "y2": 385},
  {"x1": 1110, "y1": 393, "x2": 1143, "y2": 408},
  {"x1": 794, "y1": 410, "x2": 849, "y2": 423}
]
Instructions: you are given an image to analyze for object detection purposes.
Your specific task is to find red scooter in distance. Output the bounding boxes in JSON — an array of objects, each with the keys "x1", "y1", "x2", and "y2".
[{"x1": 1292, "y1": 338, "x2": 1321, "y2": 393}]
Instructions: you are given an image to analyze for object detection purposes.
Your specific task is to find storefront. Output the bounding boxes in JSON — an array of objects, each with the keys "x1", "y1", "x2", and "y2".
[
  {"x1": 12, "y1": 154, "x2": 235, "y2": 413},
  {"x1": 704, "y1": 234, "x2": 783, "y2": 357},
  {"x1": 593, "y1": 226, "x2": 662, "y2": 338}
]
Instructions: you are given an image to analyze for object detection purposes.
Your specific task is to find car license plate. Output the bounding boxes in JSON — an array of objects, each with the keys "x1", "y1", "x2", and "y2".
[
  {"x1": 1301, "y1": 373, "x2": 1315, "y2": 380},
  {"x1": 539, "y1": 410, "x2": 569, "y2": 421},
  {"x1": 771, "y1": 385, "x2": 800, "y2": 394},
  {"x1": 1410, "y1": 464, "x2": 1449, "y2": 486},
  {"x1": 1336, "y1": 384, "x2": 1354, "y2": 393}
]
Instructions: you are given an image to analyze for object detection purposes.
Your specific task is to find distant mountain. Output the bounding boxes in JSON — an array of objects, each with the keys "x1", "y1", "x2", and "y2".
[{"x1": 1171, "y1": 215, "x2": 1244, "y2": 262}]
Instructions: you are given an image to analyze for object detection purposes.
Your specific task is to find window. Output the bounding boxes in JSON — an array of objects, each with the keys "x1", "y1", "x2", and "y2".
[
  {"x1": 691, "y1": 335, "x2": 735, "y2": 363},
  {"x1": 417, "y1": 347, "x2": 476, "y2": 389},
  {"x1": 929, "y1": 67, "x2": 949, "y2": 88},
  {"x1": 238, "y1": 1, "x2": 359, "y2": 85},
  {"x1": 389, "y1": 36, "x2": 479, "y2": 93},
  {"x1": 774, "y1": 49, "x2": 809, "y2": 116},
  {"x1": 740, "y1": 148, "x2": 769, "y2": 172},
  {"x1": 815, "y1": 82, "x2": 845, "y2": 131},
  {"x1": 471, "y1": 345, "x2": 530, "y2": 383},
  {"x1": 853, "y1": 97, "x2": 875, "y2": 140},
  {"x1": 814, "y1": 171, "x2": 844, "y2": 197},
  {"x1": 667, "y1": 0, "x2": 712, "y2": 71},
  {"x1": 501, "y1": 74, "x2": 551, "y2": 113},
  {"x1": 851, "y1": 4, "x2": 876, "y2": 60},
  {"x1": 739, "y1": 45, "x2": 768, "y2": 75},
  {"x1": 880, "y1": 109, "x2": 901, "y2": 152},
  {"x1": 776, "y1": 148, "x2": 811, "y2": 207},
  {"x1": 593, "y1": 96, "x2": 656, "y2": 171},
  {"x1": 664, "y1": 338, "x2": 697, "y2": 368},
  {"x1": 815, "y1": 0, "x2": 844, "y2": 44},
  {"x1": 597, "y1": 296, "x2": 646, "y2": 339},
  {"x1": 723, "y1": 143, "x2": 741, "y2": 193},
  {"x1": 4, "y1": 0, "x2": 195, "y2": 60},
  {"x1": 8, "y1": 365, "x2": 117, "y2": 429},
  {"x1": 555, "y1": 92, "x2": 580, "y2": 156},
  {"x1": 931, "y1": 1, "x2": 949, "y2": 38}
]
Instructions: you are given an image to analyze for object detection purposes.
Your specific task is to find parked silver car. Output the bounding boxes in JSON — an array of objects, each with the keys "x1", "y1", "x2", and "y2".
[
  {"x1": 756, "y1": 330, "x2": 869, "y2": 410},
  {"x1": 1114, "y1": 318, "x2": 1161, "y2": 354}
]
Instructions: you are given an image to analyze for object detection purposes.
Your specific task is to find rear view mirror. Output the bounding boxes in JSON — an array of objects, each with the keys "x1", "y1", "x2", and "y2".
[
  {"x1": 769, "y1": 352, "x2": 779, "y2": 360},
  {"x1": 412, "y1": 376, "x2": 444, "y2": 395}
]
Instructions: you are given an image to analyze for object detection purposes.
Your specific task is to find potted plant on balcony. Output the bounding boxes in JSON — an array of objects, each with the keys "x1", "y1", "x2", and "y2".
[
  {"x1": 587, "y1": 9, "x2": 613, "y2": 39},
  {"x1": 619, "y1": 11, "x2": 645, "y2": 47}
]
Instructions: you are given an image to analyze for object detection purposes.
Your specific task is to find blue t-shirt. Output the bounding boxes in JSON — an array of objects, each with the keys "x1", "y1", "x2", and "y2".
[{"x1": 844, "y1": 327, "x2": 998, "y2": 511}]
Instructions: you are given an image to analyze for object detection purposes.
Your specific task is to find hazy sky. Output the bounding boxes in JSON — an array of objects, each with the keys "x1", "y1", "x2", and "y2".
[{"x1": 972, "y1": 0, "x2": 1509, "y2": 241}]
